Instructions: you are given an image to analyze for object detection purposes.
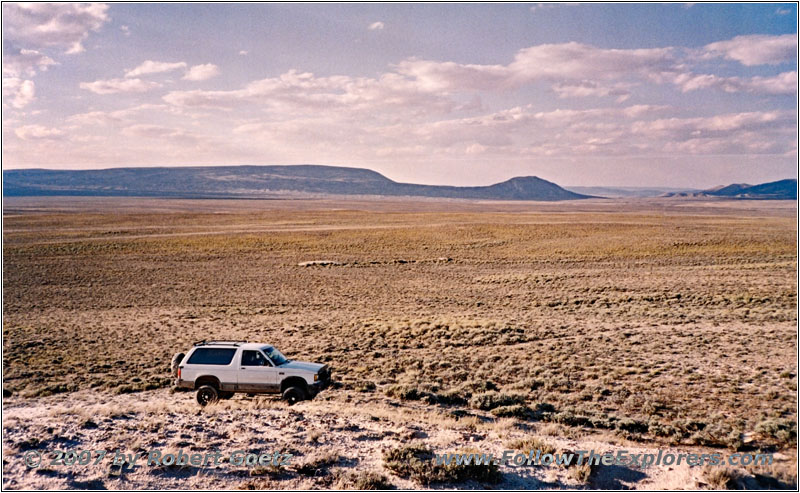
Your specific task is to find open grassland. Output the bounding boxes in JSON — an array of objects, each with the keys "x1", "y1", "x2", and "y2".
[{"x1": 3, "y1": 197, "x2": 797, "y2": 489}]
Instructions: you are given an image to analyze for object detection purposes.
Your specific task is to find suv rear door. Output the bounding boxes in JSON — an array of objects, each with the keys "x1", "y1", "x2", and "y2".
[{"x1": 237, "y1": 349, "x2": 279, "y2": 392}]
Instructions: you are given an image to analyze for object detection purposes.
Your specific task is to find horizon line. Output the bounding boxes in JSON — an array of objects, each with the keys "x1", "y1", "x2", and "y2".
[{"x1": 2, "y1": 163, "x2": 796, "y2": 191}]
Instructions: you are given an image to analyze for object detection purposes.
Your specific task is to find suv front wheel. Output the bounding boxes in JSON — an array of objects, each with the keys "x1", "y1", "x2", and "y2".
[
  {"x1": 196, "y1": 385, "x2": 219, "y2": 406},
  {"x1": 282, "y1": 386, "x2": 307, "y2": 405}
]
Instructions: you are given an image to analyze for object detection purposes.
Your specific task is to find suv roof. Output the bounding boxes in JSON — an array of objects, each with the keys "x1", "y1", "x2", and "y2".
[{"x1": 192, "y1": 341, "x2": 273, "y2": 350}]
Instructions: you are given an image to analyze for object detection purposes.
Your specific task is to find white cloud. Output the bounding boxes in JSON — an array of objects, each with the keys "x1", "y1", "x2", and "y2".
[
  {"x1": 66, "y1": 103, "x2": 179, "y2": 127},
  {"x1": 354, "y1": 105, "x2": 791, "y2": 159},
  {"x1": 629, "y1": 110, "x2": 795, "y2": 156},
  {"x1": 122, "y1": 124, "x2": 199, "y2": 144},
  {"x1": 703, "y1": 34, "x2": 796, "y2": 66},
  {"x1": 396, "y1": 40, "x2": 794, "y2": 97},
  {"x1": 394, "y1": 42, "x2": 678, "y2": 92},
  {"x1": 183, "y1": 64, "x2": 220, "y2": 81},
  {"x1": 122, "y1": 124, "x2": 173, "y2": 138},
  {"x1": 368, "y1": 21, "x2": 385, "y2": 31},
  {"x1": 742, "y1": 71, "x2": 798, "y2": 94},
  {"x1": 394, "y1": 58, "x2": 511, "y2": 91},
  {"x1": 2, "y1": 49, "x2": 57, "y2": 78},
  {"x1": 164, "y1": 69, "x2": 457, "y2": 116},
  {"x1": 2, "y1": 3, "x2": 110, "y2": 54},
  {"x1": 14, "y1": 124, "x2": 63, "y2": 140},
  {"x1": 121, "y1": 25, "x2": 130, "y2": 36},
  {"x1": 4, "y1": 26, "x2": 795, "y2": 175},
  {"x1": 125, "y1": 60, "x2": 187, "y2": 78},
  {"x1": 2, "y1": 78, "x2": 36, "y2": 109},
  {"x1": 227, "y1": 103, "x2": 675, "y2": 161},
  {"x1": 239, "y1": 50, "x2": 248, "y2": 56},
  {"x1": 675, "y1": 71, "x2": 797, "y2": 95},
  {"x1": 152, "y1": 33, "x2": 794, "y2": 168},
  {"x1": 631, "y1": 111, "x2": 796, "y2": 156},
  {"x1": 776, "y1": 8, "x2": 791, "y2": 15},
  {"x1": 464, "y1": 143, "x2": 488, "y2": 155},
  {"x1": 113, "y1": 103, "x2": 177, "y2": 118},
  {"x1": 552, "y1": 80, "x2": 632, "y2": 102},
  {"x1": 511, "y1": 43, "x2": 677, "y2": 82},
  {"x1": 80, "y1": 78, "x2": 161, "y2": 94},
  {"x1": 66, "y1": 111, "x2": 122, "y2": 126}
]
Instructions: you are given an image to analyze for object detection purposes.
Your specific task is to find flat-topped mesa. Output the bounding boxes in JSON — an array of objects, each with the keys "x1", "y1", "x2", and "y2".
[{"x1": 3, "y1": 165, "x2": 593, "y2": 201}]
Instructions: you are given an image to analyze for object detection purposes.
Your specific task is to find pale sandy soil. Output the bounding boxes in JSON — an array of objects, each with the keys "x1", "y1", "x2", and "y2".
[{"x1": 2, "y1": 387, "x2": 792, "y2": 490}]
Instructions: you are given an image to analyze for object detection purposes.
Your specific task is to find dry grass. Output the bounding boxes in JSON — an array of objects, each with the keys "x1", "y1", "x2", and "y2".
[
  {"x1": 506, "y1": 437, "x2": 557, "y2": 457},
  {"x1": 2, "y1": 197, "x2": 797, "y2": 487},
  {"x1": 570, "y1": 462, "x2": 595, "y2": 484}
]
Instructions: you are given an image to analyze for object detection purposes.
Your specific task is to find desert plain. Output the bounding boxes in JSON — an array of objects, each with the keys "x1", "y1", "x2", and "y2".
[{"x1": 2, "y1": 196, "x2": 797, "y2": 489}]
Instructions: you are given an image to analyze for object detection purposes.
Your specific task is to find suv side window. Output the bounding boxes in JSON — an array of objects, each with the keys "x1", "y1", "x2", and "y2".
[
  {"x1": 242, "y1": 350, "x2": 269, "y2": 366},
  {"x1": 187, "y1": 348, "x2": 237, "y2": 365}
]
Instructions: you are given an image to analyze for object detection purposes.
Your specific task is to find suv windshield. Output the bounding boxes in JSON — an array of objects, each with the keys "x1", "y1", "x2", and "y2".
[{"x1": 263, "y1": 346, "x2": 289, "y2": 365}]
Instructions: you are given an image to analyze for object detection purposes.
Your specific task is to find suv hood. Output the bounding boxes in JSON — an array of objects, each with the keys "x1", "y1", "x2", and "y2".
[{"x1": 280, "y1": 360, "x2": 325, "y2": 373}]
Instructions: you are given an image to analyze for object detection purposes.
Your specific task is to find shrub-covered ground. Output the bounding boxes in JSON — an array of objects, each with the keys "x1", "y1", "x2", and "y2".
[{"x1": 3, "y1": 197, "x2": 797, "y2": 488}]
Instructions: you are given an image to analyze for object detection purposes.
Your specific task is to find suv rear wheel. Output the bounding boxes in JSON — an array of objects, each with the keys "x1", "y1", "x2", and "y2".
[
  {"x1": 282, "y1": 386, "x2": 307, "y2": 405},
  {"x1": 196, "y1": 385, "x2": 219, "y2": 406}
]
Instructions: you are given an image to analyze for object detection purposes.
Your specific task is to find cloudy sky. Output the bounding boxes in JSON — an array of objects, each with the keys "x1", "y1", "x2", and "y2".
[{"x1": 2, "y1": 3, "x2": 797, "y2": 187}]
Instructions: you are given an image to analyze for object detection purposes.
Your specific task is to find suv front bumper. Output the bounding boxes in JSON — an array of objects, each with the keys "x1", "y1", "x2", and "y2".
[
  {"x1": 309, "y1": 370, "x2": 331, "y2": 396},
  {"x1": 309, "y1": 380, "x2": 329, "y2": 395}
]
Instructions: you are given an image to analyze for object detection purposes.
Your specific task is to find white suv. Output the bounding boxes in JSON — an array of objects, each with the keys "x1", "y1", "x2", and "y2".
[{"x1": 172, "y1": 341, "x2": 330, "y2": 406}]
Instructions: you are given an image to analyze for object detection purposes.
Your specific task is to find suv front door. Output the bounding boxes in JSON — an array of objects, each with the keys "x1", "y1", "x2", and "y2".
[{"x1": 237, "y1": 350, "x2": 279, "y2": 392}]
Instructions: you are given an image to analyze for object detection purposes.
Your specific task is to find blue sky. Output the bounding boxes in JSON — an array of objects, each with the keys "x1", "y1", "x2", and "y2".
[{"x1": 2, "y1": 3, "x2": 797, "y2": 187}]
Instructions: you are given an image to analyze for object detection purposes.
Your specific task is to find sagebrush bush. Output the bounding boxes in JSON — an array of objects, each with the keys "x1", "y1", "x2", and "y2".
[
  {"x1": 570, "y1": 463, "x2": 594, "y2": 484},
  {"x1": 701, "y1": 467, "x2": 741, "y2": 489},
  {"x1": 334, "y1": 470, "x2": 394, "y2": 490},
  {"x1": 491, "y1": 404, "x2": 532, "y2": 418},
  {"x1": 383, "y1": 445, "x2": 501, "y2": 485},
  {"x1": 506, "y1": 437, "x2": 556, "y2": 457},
  {"x1": 469, "y1": 391, "x2": 525, "y2": 411}
]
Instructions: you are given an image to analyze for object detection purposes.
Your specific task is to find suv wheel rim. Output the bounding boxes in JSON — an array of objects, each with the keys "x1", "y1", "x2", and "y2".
[
  {"x1": 199, "y1": 389, "x2": 214, "y2": 405},
  {"x1": 285, "y1": 389, "x2": 301, "y2": 404}
]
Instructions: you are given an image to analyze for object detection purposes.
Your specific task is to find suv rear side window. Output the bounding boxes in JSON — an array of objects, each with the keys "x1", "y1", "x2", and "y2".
[{"x1": 187, "y1": 348, "x2": 237, "y2": 365}]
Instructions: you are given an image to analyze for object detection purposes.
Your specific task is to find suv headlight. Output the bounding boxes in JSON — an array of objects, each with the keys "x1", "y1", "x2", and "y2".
[{"x1": 314, "y1": 373, "x2": 319, "y2": 382}]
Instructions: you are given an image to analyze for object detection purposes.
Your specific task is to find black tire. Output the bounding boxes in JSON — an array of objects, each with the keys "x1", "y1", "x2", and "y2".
[
  {"x1": 196, "y1": 385, "x2": 219, "y2": 407},
  {"x1": 282, "y1": 386, "x2": 307, "y2": 405}
]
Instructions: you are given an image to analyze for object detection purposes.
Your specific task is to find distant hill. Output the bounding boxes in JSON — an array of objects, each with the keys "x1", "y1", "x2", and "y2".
[
  {"x1": 662, "y1": 179, "x2": 796, "y2": 200},
  {"x1": 707, "y1": 179, "x2": 797, "y2": 199},
  {"x1": 565, "y1": 186, "x2": 700, "y2": 198},
  {"x1": 3, "y1": 165, "x2": 592, "y2": 201},
  {"x1": 704, "y1": 183, "x2": 752, "y2": 195}
]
